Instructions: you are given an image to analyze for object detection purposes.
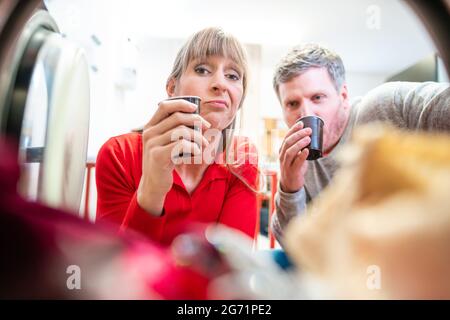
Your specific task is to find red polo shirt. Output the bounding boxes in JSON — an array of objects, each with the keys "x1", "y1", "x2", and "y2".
[{"x1": 95, "y1": 132, "x2": 258, "y2": 243}]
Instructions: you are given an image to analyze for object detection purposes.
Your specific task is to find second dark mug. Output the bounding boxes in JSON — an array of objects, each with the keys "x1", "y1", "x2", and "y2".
[{"x1": 297, "y1": 115, "x2": 324, "y2": 161}]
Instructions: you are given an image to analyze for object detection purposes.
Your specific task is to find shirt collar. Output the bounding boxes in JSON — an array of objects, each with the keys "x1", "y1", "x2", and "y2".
[{"x1": 172, "y1": 163, "x2": 229, "y2": 189}]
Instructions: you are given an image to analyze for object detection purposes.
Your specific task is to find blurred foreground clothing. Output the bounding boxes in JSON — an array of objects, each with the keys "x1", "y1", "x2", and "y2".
[
  {"x1": 0, "y1": 138, "x2": 230, "y2": 299},
  {"x1": 284, "y1": 124, "x2": 450, "y2": 299}
]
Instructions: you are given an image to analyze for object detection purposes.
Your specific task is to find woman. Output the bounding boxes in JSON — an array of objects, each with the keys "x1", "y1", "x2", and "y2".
[{"x1": 95, "y1": 27, "x2": 259, "y2": 243}]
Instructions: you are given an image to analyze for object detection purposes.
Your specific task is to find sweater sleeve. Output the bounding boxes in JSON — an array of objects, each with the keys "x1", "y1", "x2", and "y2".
[
  {"x1": 399, "y1": 82, "x2": 450, "y2": 132},
  {"x1": 95, "y1": 137, "x2": 163, "y2": 236},
  {"x1": 356, "y1": 81, "x2": 450, "y2": 132},
  {"x1": 272, "y1": 185, "x2": 307, "y2": 243}
]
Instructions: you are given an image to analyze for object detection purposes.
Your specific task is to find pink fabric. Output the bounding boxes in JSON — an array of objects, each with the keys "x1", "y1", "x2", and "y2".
[{"x1": 0, "y1": 138, "x2": 228, "y2": 299}]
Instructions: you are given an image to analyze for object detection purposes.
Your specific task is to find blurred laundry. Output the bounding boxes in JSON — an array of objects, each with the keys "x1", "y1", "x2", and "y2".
[{"x1": 285, "y1": 124, "x2": 450, "y2": 299}]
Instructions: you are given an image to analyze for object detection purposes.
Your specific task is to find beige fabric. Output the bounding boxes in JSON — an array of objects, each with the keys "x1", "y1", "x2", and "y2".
[{"x1": 284, "y1": 124, "x2": 450, "y2": 299}]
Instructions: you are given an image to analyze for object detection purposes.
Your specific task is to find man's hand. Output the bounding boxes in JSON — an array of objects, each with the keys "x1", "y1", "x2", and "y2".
[{"x1": 279, "y1": 121, "x2": 312, "y2": 193}]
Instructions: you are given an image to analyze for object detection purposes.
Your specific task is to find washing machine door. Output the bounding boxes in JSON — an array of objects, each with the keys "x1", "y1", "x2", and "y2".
[{"x1": 0, "y1": 8, "x2": 90, "y2": 213}]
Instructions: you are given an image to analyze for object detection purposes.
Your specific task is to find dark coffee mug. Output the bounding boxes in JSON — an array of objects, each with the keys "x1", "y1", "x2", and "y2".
[
  {"x1": 166, "y1": 95, "x2": 201, "y2": 131},
  {"x1": 166, "y1": 96, "x2": 201, "y2": 113},
  {"x1": 297, "y1": 115, "x2": 324, "y2": 161},
  {"x1": 166, "y1": 96, "x2": 202, "y2": 158}
]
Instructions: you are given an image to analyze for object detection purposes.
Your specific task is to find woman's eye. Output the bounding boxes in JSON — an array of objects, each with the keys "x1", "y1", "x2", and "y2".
[
  {"x1": 194, "y1": 66, "x2": 210, "y2": 75},
  {"x1": 226, "y1": 73, "x2": 240, "y2": 81}
]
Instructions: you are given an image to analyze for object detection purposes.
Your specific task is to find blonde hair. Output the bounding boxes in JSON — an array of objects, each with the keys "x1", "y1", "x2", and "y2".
[{"x1": 167, "y1": 27, "x2": 248, "y2": 109}]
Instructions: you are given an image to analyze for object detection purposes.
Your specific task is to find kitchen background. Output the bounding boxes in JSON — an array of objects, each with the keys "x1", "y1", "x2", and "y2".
[{"x1": 42, "y1": 0, "x2": 448, "y2": 236}]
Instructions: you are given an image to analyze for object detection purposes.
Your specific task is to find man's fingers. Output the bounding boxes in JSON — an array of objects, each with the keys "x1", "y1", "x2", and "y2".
[
  {"x1": 280, "y1": 127, "x2": 312, "y2": 160},
  {"x1": 286, "y1": 120, "x2": 305, "y2": 138},
  {"x1": 279, "y1": 130, "x2": 312, "y2": 164},
  {"x1": 291, "y1": 148, "x2": 309, "y2": 170},
  {"x1": 281, "y1": 148, "x2": 308, "y2": 179},
  {"x1": 279, "y1": 121, "x2": 305, "y2": 154},
  {"x1": 283, "y1": 135, "x2": 311, "y2": 165}
]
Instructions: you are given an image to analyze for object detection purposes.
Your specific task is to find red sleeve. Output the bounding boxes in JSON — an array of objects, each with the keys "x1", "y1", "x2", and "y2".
[
  {"x1": 218, "y1": 138, "x2": 259, "y2": 239},
  {"x1": 95, "y1": 136, "x2": 163, "y2": 236}
]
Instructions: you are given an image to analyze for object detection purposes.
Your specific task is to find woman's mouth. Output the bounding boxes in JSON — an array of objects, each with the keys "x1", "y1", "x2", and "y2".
[{"x1": 205, "y1": 100, "x2": 228, "y2": 108}]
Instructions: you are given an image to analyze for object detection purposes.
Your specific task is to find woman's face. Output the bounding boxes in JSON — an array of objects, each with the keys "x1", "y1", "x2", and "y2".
[{"x1": 168, "y1": 54, "x2": 244, "y2": 131}]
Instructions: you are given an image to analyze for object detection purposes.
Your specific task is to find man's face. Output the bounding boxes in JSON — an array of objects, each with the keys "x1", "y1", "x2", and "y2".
[{"x1": 278, "y1": 67, "x2": 351, "y2": 153}]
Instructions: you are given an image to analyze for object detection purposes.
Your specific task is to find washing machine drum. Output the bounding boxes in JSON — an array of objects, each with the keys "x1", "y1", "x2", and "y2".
[{"x1": 0, "y1": 8, "x2": 90, "y2": 213}]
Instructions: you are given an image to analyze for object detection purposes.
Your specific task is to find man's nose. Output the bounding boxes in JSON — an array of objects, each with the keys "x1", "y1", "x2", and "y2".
[{"x1": 299, "y1": 101, "x2": 315, "y2": 118}]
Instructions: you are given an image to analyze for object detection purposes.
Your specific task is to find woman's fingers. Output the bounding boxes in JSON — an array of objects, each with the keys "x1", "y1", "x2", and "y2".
[
  {"x1": 150, "y1": 139, "x2": 202, "y2": 166},
  {"x1": 145, "y1": 99, "x2": 197, "y2": 128},
  {"x1": 144, "y1": 111, "x2": 211, "y2": 139},
  {"x1": 144, "y1": 125, "x2": 209, "y2": 150}
]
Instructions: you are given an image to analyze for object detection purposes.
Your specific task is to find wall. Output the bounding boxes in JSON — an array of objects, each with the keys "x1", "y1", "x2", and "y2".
[{"x1": 42, "y1": 0, "x2": 439, "y2": 221}]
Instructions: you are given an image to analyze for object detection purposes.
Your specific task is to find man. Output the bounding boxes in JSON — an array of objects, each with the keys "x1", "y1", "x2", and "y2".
[{"x1": 272, "y1": 43, "x2": 450, "y2": 243}]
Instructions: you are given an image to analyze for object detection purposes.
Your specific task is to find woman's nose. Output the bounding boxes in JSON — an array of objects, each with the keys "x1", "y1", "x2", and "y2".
[{"x1": 210, "y1": 72, "x2": 227, "y2": 92}]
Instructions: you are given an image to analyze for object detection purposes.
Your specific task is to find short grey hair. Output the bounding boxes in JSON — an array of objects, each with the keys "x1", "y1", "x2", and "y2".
[{"x1": 273, "y1": 43, "x2": 346, "y2": 99}]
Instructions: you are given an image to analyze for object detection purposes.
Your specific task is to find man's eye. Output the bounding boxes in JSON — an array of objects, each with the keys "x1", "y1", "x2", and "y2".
[
  {"x1": 195, "y1": 66, "x2": 210, "y2": 74},
  {"x1": 313, "y1": 95, "x2": 324, "y2": 101},
  {"x1": 287, "y1": 101, "x2": 299, "y2": 108}
]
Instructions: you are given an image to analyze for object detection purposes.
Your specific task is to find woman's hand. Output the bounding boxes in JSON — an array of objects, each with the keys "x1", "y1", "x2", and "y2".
[{"x1": 137, "y1": 99, "x2": 211, "y2": 215}]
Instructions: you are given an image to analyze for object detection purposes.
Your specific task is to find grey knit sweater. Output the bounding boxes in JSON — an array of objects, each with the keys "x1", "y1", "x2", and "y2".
[{"x1": 272, "y1": 81, "x2": 450, "y2": 243}]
